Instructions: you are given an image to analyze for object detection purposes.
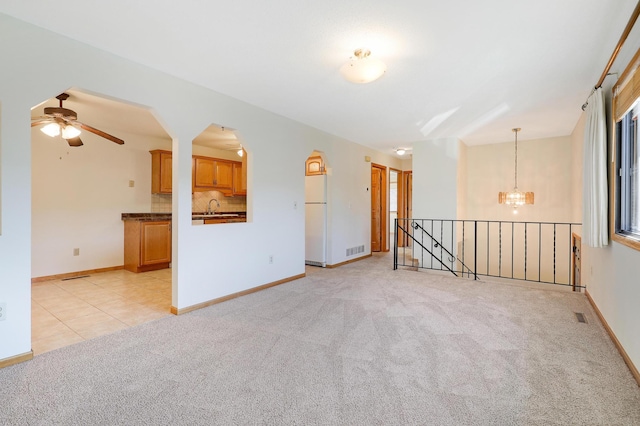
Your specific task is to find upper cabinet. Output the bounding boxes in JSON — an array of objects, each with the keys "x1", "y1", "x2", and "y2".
[
  {"x1": 193, "y1": 156, "x2": 233, "y2": 194},
  {"x1": 232, "y1": 162, "x2": 246, "y2": 196},
  {"x1": 232, "y1": 148, "x2": 247, "y2": 196},
  {"x1": 151, "y1": 150, "x2": 246, "y2": 196},
  {"x1": 150, "y1": 150, "x2": 172, "y2": 194}
]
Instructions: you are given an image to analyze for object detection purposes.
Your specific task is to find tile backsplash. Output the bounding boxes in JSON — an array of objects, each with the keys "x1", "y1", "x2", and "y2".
[{"x1": 151, "y1": 192, "x2": 246, "y2": 213}]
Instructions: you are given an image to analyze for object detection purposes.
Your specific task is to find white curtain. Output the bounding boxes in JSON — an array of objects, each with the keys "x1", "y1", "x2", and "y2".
[{"x1": 583, "y1": 87, "x2": 609, "y2": 247}]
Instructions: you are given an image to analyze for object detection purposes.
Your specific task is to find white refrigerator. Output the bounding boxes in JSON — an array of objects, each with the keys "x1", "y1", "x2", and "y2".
[{"x1": 305, "y1": 175, "x2": 327, "y2": 267}]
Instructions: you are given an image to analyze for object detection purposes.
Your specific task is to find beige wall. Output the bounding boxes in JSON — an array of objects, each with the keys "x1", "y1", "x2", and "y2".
[
  {"x1": 570, "y1": 113, "x2": 585, "y2": 223},
  {"x1": 462, "y1": 135, "x2": 575, "y2": 223}
]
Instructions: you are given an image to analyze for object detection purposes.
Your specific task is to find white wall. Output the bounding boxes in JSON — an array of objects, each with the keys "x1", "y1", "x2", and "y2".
[
  {"x1": 412, "y1": 138, "x2": 460, "y2": 220},
  {"x1": 576, "y1": 108, "x2": 640, "y2": 377},
  {"x1": 0, "y1": 14, "x2": 402, "y2": 361}
]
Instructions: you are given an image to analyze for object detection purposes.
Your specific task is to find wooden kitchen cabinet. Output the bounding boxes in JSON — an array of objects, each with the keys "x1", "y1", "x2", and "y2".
[
  {"x1": 203, "y1": 217, "x2": 246, "y2": 224},
  {"x1": 150, "y1": 150, "x2": 172, "y2": 194},
  {"x1": 193, "y1": 156, "x2": 233, "y2": 193},
  {"x1": 124, "y1": 220, "x2": 171, "y2": 273},
  {"x1": 232, "y1": 161, "x2": 246, "y2": 196}
]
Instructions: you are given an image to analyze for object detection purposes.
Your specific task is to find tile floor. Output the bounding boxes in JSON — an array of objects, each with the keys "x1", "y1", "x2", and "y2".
[{"x1": 32, "y1": 268, "x2": 172, "y2": 355}]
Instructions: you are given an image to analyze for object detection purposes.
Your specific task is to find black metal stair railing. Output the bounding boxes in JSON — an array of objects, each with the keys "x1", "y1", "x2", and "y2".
[
  {"x1": 402, "y1": 220, "x2": 478, "y2": 279},
  {"x1": 393, "y1": 218, "x2": 583, "y2": 289}
]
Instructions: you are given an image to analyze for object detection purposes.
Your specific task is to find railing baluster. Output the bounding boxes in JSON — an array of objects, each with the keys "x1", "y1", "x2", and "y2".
[
  {"x1": 524, "y1": 222, "x2": 527, "y2": 281},
  {"x1": 474, "y1": 221, "x2": 478, "y2": 280},
  {"x1": 499, "y1": 222, "x2": 502, "y2": 278},
  {"x1": 553, "y1": 224, "x2": 557, "y2": 284},
  {"x1": 486, "y1": 222, "x2": 490, "y2": 276},
  {"x1": 538, "y1": 223, "x2": 542, "y2": 283}
]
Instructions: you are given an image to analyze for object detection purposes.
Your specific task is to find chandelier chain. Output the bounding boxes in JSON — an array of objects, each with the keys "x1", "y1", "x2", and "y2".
[{"x1": 514, "y1": 128, "x2": 518, "y2": 189}]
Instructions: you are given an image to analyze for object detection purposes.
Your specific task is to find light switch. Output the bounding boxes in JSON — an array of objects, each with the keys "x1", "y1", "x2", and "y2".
[{"x1": 129, "y1": 180, "x2": 135, "y2": 187}]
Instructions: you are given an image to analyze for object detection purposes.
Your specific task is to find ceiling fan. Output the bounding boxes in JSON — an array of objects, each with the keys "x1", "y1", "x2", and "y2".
[{"x1": 31, "y1": 93, "x2": 125, "y2": 147}]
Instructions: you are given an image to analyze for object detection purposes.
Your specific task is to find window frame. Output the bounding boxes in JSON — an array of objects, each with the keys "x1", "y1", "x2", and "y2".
[
  {"x1": 614, "y1": 108, "x2": 640, "y2": 242},
  {"x1": 611, "y1": 47, "x2": 640, "y2": 252}
]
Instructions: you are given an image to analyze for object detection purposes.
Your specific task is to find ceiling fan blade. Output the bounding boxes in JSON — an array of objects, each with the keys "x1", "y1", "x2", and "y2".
[
  {"x1": 77, "y1": 122, "x2": 125, "y2": 145},
  {"x1": 65, "y1": 137, "x2": 84, "y2": 147},
  {"x1": 31, "y1": 118, "x2": 55, "y2": 127}
]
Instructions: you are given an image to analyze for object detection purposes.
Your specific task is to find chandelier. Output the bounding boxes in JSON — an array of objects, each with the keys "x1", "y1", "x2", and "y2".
[{"x1": 498, "y1": 128, "x2": 534, "y2": 213}]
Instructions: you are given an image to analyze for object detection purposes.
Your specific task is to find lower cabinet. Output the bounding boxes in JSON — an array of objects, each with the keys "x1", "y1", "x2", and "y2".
[
  {"x1": 124, "y1": 220, "x2": 171, "y2": 273},
  {"x1": 203, "y1": 217, "x2": 246, "y2": 224}
]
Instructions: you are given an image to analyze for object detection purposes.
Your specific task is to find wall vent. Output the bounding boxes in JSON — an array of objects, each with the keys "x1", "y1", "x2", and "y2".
[
  {"x1": 62, "y1": 275, "x2": 90, "y2": 281},
  {"x1": 346, "y1": 245, "x2": 365, "y2": 257},
  {"x1": 575, "y1": 312, "x2": 587, "y2": 323}
]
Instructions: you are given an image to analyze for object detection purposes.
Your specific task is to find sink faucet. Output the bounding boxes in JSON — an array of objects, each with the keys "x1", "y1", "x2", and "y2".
[{"x1": 207, "y1": 198, "x2": 220, "y2": 214}]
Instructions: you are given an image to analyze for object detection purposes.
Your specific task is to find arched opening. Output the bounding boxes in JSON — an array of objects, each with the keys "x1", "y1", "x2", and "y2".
[{"x1": 30, "y1": 88, "x2": 174, "y2": 355}]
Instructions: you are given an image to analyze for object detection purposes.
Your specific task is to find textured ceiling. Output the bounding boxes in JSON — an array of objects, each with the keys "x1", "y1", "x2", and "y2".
[{"x1": 4, "y1": 0, "x2": 640, "y2": 155}]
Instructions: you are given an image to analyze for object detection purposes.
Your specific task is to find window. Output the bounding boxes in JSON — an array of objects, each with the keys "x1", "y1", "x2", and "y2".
[
  {"x1": 615, "y1": 105, "x2": 640, "y2": 240},
  {"x1": 612, "y1": 47, "x2": 640, "y2": 251}
]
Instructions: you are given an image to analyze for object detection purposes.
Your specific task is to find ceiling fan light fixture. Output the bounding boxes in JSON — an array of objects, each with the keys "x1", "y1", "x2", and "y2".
[
  {"x1": 340, "y1": 48, "x2": 386, "y2": 84},
  {"x1": 40, "y1": 123, "x2": 60, "y2": 137},
  {"x1": 61, "y1": 124, "x2": 81, "y2": 139}
]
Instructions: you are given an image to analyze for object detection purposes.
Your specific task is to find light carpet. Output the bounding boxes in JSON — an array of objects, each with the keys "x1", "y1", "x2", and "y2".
[{"x1": 1, "y1": 253, "x2": 639, "y2": 425}]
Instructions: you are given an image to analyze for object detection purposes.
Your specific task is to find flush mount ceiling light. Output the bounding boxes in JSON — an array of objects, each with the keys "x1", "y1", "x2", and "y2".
[
  {"x1": 498, "y1": 128, "x2": 534, "y2": 213},
  {"x1": 396, "y1": 148, "x2": 406, "y2": 155},
  {"x1": 340, "y1": 48, "x2": 386, "y2": 84}
]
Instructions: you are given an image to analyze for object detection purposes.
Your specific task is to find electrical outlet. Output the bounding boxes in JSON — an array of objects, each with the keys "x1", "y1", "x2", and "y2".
[
  {"x1": 269, "y1": 255, "x2": 274, "y2": 264},
  {"x1": 73, "y1": 248, "x2": 80, "y2": 256},
  {"x1": 0, "y1": 302, "x2": 6, "y2": 321}
]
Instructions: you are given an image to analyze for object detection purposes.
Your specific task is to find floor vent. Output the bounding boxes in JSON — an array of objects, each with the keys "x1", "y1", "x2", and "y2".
[
  {"x1": 575, "y1": 312, "x2": 587, "y2": 323},
  {"x1": 61, "y1": 275, "x2": 90, "y2": 281},
  {"x1": 346, "y1": 245, "x2": 365, "y2": 257}
]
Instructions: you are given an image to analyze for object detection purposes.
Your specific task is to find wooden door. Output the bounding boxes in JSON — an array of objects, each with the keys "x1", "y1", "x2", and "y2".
[
  {"x1": 572, "y1": 233, "x2": 581, "y2": 292},
  {"x1": 371, "y1": 165, "x2": 386, "y2": 252},
  {"x1": 398, "y1": 170, "x2": 412, "y2": 247}
]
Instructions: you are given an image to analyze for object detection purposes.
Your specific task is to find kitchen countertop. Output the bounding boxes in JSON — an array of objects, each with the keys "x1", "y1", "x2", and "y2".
[{"x1": 122, "y1": 212, "x2": 246, "y2": 221}]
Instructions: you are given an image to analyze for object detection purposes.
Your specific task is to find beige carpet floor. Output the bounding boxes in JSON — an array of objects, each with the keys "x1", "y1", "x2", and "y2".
[{"x1": 1, "y1": 253, "x2": 639, "y2": 425}]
